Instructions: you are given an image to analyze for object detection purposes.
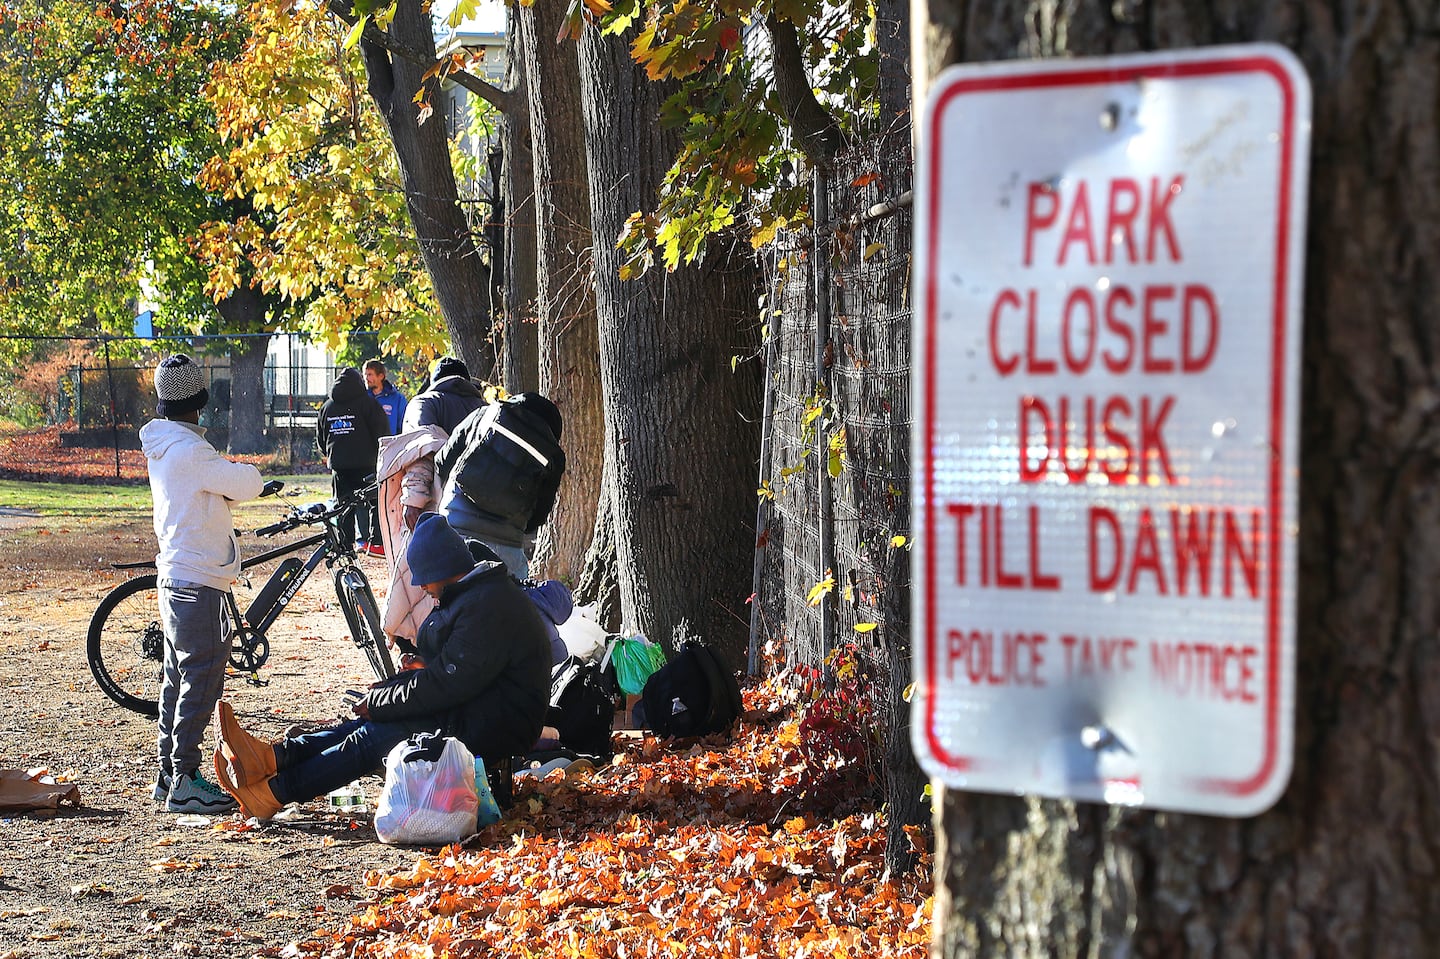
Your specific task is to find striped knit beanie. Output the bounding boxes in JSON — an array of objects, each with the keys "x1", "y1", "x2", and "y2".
[{"x1": 154, "y1": 354, "x2": 209, "y2": 417}]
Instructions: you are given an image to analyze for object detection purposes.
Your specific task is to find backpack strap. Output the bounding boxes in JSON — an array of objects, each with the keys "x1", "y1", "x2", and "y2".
[{"x1": 480, "y1": 403, "x2": 553, "y2": 467}]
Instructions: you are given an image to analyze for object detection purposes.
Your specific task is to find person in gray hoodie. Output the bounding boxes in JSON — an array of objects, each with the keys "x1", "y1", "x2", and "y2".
[{"x1": 139, "y1": 355, "x2": 268, "y2": 813}]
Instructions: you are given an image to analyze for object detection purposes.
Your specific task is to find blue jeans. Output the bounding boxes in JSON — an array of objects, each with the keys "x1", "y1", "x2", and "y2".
[{"x1": 271, "y1": 716, "x2": 440, "y2": 805}]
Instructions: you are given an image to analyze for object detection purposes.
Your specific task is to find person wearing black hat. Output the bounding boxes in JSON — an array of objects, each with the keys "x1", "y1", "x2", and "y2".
[
  {"x1": 316, "y1": 367, "x2": 391, "y2": 551},
  {"x1": 139, "y1": 354, "x2": 268, "y2": 814},
  {"x1": 211, "y1": 513, "x2": 552, "y2": 821},
  {"x1": 433, "y1": 391, "x2": 566, "y2": 577}
]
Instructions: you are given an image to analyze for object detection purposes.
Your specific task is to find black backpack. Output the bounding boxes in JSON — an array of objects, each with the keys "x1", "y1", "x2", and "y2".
[
  {"x1": 641, "y1": 643, "x2": 742, "y2": 737},
  {"x1": 546, "y1": 656, "x2": 618, "y2": 759},
  {"x1": 454, "y1": 400, "x2": 564, "y2": 533}
]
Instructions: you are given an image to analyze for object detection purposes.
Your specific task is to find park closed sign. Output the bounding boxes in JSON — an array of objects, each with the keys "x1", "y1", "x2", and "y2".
[{"x1": 911, "y1": 45, "x2": 1311, "y2": 817}]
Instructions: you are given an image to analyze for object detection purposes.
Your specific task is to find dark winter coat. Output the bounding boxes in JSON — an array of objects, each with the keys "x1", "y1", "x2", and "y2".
[
  {"x1": 364, "y1": 561, "x2": 552, "y2": 764},
  {"x1": 402, "y1": 375, "x2": 486, "y2": 435},
  {"x1": 434, "y1": 399, "x2": 566, "y2": 548},
  {"x1": 317, "y1": 368, "x2": 391, "y2": 471}
]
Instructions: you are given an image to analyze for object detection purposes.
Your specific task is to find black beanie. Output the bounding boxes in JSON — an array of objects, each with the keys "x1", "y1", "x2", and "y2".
[
  {"x1": 408, "y1": 512, "x2": 477, "y2": 586},
  {"x1": 430, "y1": 356, "x2": 469, "y2": 388}
]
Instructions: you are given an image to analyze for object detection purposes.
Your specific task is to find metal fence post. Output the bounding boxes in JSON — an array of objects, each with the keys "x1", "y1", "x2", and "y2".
[{"x1": 813, "y1": 169, "x2": 836, "y2": 666}]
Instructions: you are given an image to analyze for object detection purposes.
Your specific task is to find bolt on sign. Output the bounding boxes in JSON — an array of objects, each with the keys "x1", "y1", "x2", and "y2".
[{"x1": 911, "y1": 45, "x2": 1312, "y2": 817}]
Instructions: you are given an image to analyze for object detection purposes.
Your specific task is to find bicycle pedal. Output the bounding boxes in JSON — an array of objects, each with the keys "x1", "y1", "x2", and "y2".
[{"x1": 244, "y1": 672, "x2": 270, "y2": 688}]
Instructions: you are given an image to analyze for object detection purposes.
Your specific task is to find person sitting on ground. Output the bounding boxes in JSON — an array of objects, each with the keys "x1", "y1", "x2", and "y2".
[
  {"x1": 434, "y1": 391, "x2": 566, "y2": 577},
  {"x1": 375, "y1": 356, "x2": 488, "y2": 649},
  {"x1": 210, "y1": 512, "x2": 553, "y2": 820}
]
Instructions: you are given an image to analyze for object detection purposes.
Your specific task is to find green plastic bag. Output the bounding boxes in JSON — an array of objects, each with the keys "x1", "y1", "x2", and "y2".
[{"x1": 610, "y1": 635, "x2": 669, "y2": 696}]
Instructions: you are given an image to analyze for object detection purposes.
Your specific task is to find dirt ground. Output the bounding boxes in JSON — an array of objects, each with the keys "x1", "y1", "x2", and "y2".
[{"x1": 0, "y1": 508, "x2": 424, "y2": 959}]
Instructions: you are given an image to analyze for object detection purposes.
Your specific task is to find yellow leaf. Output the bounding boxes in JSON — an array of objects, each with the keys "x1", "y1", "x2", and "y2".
[
  {"x1": 862, "y1": 241, "x2": 885, "y2": 261},
  {"x1": 806, "y1": 574, "x2": 835, "y2": 606},
  {"x1": 890, "y1": 534, "x2": 908, "y2": 548},
  {"x1": 854, "y1": 622, "x2": 878, "y2": 633},
  {"x1": 343, "y1": 15, "x2": 367, "y2": 50}
]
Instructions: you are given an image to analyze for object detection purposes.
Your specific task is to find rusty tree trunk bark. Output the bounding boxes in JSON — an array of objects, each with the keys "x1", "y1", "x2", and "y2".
[{"x1": 921, "y1": 1, "x2": 1440, "y2": 955}]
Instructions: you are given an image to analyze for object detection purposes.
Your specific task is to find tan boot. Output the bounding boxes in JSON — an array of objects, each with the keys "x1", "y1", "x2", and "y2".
[
  {"x1": 213, "y1": 699, "x2": 278, "y2": 788},
  {"x1": 212, "y1": 749, "x2": 284, "y2": 821}
]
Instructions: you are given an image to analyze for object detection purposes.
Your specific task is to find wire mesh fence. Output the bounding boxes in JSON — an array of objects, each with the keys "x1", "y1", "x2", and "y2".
[{"x1": 751, "y1": 142, "x2": 915, "y2": 784}]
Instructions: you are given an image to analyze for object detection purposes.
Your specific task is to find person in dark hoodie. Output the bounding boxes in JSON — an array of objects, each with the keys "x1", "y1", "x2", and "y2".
[
  {"x1": 210, "y1": 512, "x2": 552, "y2": 821},
  {"x1": 316, "y1": 367, "x2": 391, "y2": 550},
  {"x1": 434, "y1": 391, "x2": 565, "y2": 577}
]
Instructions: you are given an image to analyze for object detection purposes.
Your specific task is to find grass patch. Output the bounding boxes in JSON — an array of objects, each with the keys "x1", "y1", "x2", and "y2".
[{"x1": 0, "y1": 475, "x2": 332, "y2": 522}]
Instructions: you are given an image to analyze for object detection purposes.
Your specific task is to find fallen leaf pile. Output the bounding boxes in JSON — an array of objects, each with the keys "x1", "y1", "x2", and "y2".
[{"x1": 292, "y1": 688, "x2": 932, "y2": 958}]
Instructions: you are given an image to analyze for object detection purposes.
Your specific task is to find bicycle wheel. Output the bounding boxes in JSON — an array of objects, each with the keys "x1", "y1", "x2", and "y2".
[
  {"x1": 335, "y1": 566, "x2": 395, "y2": 681},
  {"x1": 87, "y1": 574, "x2": 163, "y2": 717}
]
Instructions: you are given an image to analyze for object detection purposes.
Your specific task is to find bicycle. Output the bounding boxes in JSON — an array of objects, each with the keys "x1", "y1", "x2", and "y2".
[{"x1": 87, "y1": 480, "x2": 395, "y2": 716}]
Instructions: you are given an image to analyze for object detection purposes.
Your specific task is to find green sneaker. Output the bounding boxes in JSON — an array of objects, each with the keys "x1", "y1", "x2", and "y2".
[{"x1": 165, "y1": 770, "x2": 238, "y2": 813}]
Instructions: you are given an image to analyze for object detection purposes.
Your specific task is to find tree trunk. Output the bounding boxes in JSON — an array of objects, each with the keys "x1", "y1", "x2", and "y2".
[
  {"x1": 516, "y1": 0, "x2": 604, "y2": 584},
  {"x1": 578, "y1": 25, "x2": 761, "y2": 663},
  {"x1": 212, "y1": 286, "x2": 270, "y2": 456},
  {"x1": 500, "y1": 19, "x2": 540, "y2": 393},
  {"x1": 923, "y1": 2, "x2": 1440, "y2": 956},
  {"x1": 226, "y1": 332, "x2": 270, "y2": 456},
  {"x1": 360, "y1": 0, "x2": 496, "y2": 380}
]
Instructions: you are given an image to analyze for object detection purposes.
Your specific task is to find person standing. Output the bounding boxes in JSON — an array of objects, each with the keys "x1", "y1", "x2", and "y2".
[
  {"x1": 211, "y1": 512, "x2": 552, "y2": 820},
  {"x1": 375, "y1": 356, "x2": 487, "y2": 647},
  {"x1": 316, "y1": 367, "x2": 390, "y2": 552},
  {"x1": 363, "y1": 359, "x2": 407, "y2": 435},
  {"x1": 362, "y1": 359, "x2": 406, "y2": 550},
  {"x1": 139, "y1": 354, "x2": 267, "y2": 812},
  {"x1": 434, "y1": 392, "x2": 566, "y2": 577}
]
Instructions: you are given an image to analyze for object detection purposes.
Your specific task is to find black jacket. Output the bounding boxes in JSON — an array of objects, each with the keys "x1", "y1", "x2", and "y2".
[
  {"x1": 317, "y1": 368, "x2": 391, "y2": 471},
  {"x1": 434, "y1": 399, "x2": 566, "y2": 548},
  {"x1": 404, "y1": 375, "x2": 486, "y2": 435},
  {"x1": 364, "y1": 562, "x2": 552, "y2": 764}
]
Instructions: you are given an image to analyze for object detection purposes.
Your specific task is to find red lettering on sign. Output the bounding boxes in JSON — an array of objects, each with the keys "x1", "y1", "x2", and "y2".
[
  {"x1": 988, "y1": 283, "x2": 1219, "y2": 377},
  {"x1": 946, "y1": 502, "x2": 1061, "y2": 590},
  {"x1": 1018, "y1": 394, "x2": 1175, "y2": 485},
  {"x1": 1088, "y1": 506, "x2": 1264, "y2": 598},
  {"x1": 1059, "y1": 634, "x2": 1138, "y2": 679},
  {"x1": 1150, "y1": 640, "x2": 1257, "y2": 702},
  {"x1": 945, "y1": 628, "x2": 1047, "y2": 686},
  {"x1": 1022, "y1": 175, "x2": 1186, "y2": 267}
]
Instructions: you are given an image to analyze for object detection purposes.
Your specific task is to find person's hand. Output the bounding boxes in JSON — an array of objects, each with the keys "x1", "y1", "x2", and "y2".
[
  {"x1": 351, "y1": 698, "x2": 370, "y2": 720},
  {"x1": 399, "y1": 652, "x2": 424, "y2": 671},
  {"x1": 403, "y1": 505, "x2": 422, "y2": 531}
]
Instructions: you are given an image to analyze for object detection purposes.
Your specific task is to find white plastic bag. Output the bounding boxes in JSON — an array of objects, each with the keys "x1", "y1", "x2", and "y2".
[
  {"x1": 374, "y1": 733, "x2": 478, "y2": 845},
  {"x1": 556, "y1": 603, "x2": 609, "y2": 661}
]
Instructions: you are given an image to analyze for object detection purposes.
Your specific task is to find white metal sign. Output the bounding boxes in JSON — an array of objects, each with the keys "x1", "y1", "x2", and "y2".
[{"x1": 911, "y1": 45, "x2": 1311, "y2": 816}]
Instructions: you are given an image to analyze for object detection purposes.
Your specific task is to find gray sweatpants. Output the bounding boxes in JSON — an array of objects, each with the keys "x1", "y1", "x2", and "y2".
[{"x1": 156, "y1": 580, "x2": 230, "y2": 778}]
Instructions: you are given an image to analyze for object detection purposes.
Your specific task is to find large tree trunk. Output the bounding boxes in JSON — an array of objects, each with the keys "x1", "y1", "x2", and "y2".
[
  {"x1": 360, "y1": 0, "x2": 496, "y2": 379},
  {"x1": 923, "y1": 2, "x2": 1440, "y2": 956},
  {"x1": 212, "y1": 286, "x2": 270, "y2": 455},
  {"x1": 578, "y1": 25, "x2": 761, "y2": 662},
  {"x1": 516, "y1": 0, "x2": 604, "y2": 584},
  {"x1": 500, "y1": 19, "x2": 540, "y2": 393}
]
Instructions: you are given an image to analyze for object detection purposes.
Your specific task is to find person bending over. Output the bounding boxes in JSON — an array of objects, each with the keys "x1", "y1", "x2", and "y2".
[{"x1": 210, "y1": 512, "x2": 552, "y2": 820}]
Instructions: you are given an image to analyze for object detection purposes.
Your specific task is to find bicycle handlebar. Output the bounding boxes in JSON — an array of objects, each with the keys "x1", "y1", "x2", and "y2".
[{"x1": 252, "y1": 481, "x2": 379, "y2": 538}]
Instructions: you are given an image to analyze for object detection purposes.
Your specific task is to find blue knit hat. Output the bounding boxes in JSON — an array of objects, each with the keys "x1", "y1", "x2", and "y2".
[{"x1": 408, "y1": 512, "x2": 476, "y2": 586}]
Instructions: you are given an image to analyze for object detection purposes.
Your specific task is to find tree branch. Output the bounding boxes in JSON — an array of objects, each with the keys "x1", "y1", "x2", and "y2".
[
  {"x1": 326, "y1": 0, "x2": 519, "y2": 114},
  {"x1": 766, "y1": 13, "x2": 843, "y2": 170}
]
